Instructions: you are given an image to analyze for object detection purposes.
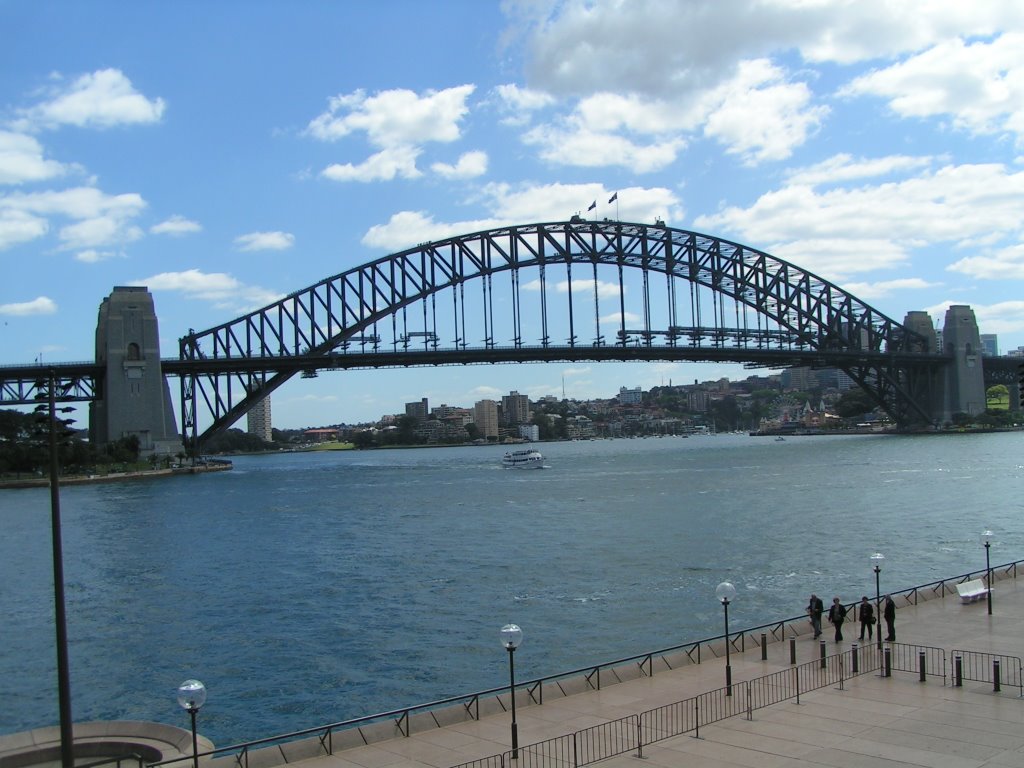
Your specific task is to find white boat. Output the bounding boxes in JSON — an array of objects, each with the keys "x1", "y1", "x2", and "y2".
[{"x1": 502, "y1": 448, "x2": 546, "y2": 469}]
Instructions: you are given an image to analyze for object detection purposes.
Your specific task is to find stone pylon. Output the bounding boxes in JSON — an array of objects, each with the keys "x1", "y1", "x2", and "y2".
[
  {"x1": 89, "y1": 287, "x2": 180, "y2": 456},
  {"x1": 941, "y1": 305, "x2": 987, "y2": 422}
]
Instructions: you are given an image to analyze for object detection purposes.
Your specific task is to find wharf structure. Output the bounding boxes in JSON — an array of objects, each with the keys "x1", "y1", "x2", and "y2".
[{"x1": 5, "y1": 564, "x2": 1024, "y2": 768}]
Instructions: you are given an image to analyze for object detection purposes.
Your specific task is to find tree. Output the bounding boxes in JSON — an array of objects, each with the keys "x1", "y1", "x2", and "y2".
[{"x1": 834, "y1": 389, "x2": 876, "y2": 419}]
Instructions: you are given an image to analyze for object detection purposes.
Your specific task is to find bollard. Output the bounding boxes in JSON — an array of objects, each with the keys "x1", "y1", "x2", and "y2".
[
  {"x1": 852, "y1": 643, "x2": 859, "y2": 673},
  {"x1": 790, "y1": 637, "x2": 796, "y2": 665},
  {"x1": 761, "y1": 633, "x2": 767, "y2": 661},
  {"x1": 919, "y1": 650, "x2": 926, "y2": 682},
  {"x1": 820, "y1": 640, "x2": 827, "y2": 669},
  {"x1": 994, "y1": 659, "x2": 1002, "y2": 692},
  {"x1": 884, "y1": 647, "x2": 892, "y2": 678},
  {"x1": 955, "y1": 655, "x2": 963, "y2": 687}
]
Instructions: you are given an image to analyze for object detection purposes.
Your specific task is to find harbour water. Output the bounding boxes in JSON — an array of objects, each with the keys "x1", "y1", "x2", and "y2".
[{"x1": 2, "y1": 432, "x2": 1022, "y2": 745}]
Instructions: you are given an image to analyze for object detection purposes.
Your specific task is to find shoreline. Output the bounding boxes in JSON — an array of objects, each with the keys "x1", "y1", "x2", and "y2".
[{"x1": 0, "y1": 460, "x2": 232, "y2": 490}]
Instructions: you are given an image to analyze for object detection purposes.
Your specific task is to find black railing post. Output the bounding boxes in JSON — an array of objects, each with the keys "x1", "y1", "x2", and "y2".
[
  {"x1": 795, "y1": 666, "x2": 800, "y2": 705},
  {"x1": 761, "y1": 633, "x2": 767, "y2": 661},
  {"x1": 635, "y1": 714, "x2": 644, "y2": 759},
  {"x1": 994, "y1": 659, "x2": 1001, "y2": 692},
  {"x1": 955, "y1": 655, "x2": 963, "y2": 687}
]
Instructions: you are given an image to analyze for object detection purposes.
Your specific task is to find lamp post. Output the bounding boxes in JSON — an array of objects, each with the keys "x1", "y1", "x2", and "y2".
[
  {"x1": 177, "y1": 679, "x2": 207, "y2": 768},
  {"x1": 715, "y1": 582, "x2": 736, "y2": 696},
  {"x1": 500, "y1": 624, "x2": 523, "y2": 759},
  {"x1": 34, "y1": 371, "x2": 74, "y2": 768},
  {"x1": 982, "y1": 530, "x2": 994, "y2": 615},
  {"x1": 871, "y1": 552, "x2": 884, "y2": 649}
]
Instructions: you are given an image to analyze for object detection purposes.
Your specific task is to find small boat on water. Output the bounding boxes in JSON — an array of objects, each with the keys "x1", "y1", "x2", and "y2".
[{"x1": 502, "y1": 448, "x2": 546, "y2": 469}]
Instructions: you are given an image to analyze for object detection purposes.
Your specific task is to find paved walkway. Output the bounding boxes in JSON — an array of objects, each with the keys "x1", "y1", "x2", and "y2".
[{"x1": 243, "y1": 576, "x2": 1024, "y2": 768}]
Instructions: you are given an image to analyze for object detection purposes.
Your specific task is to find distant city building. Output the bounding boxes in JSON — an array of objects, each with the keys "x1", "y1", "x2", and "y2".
[
  {"x1": 246, "y1": 395, "x2": 273, "y2": 443},
  {"x1": 501, "y1": 390, "x2": 531, "y2": 424},
  {"x1": 781, "y1": 367, "x2": 816, "y2": 391},
  {"x1": 688, "y1": 389, "x2": 709, "y2": 411},
  {"x1": 617, "y1": 386, "x2": 643, "y2": 405},
  {"x1": 518, "y1": 424, "x2": 540, "y2": 441},
  {"x1": 980, "y1": 334, "x2": 998, "y2": 356},
  {"x1": 473, "y1": 399, "x2": 500, "y2": 439},
  {"x1": 405, "y1": 398, "x2": 428, "y2": 420}
]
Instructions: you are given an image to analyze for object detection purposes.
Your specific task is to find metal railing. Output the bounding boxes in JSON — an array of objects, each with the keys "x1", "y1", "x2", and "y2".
[
  {"x1": 452, "y1": 646, "x2": 884, "y2": 768},
  {"x1": 146, "y1": 558, "x2": 1024, "y2": 768},
  {"x1": 952, "y1": 650, "x2": 1023, "y2": 696}
]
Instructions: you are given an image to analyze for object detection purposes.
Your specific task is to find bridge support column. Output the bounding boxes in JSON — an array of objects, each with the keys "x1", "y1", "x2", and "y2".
[
  {"x1": 89, "y1": 287, "x2": 180, "y2": 456},
  {"x1": 941, "y1": 305, "x2": 986, "y2": 424}
]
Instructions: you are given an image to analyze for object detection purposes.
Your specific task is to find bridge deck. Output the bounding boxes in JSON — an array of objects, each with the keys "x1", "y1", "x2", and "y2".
[{"x1": 219, "y1": 574, "x2": 1024, "y2": 768}]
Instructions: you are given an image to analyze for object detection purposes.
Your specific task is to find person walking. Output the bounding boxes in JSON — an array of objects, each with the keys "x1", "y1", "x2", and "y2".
[
  {"x1": 883, "y1": 594, "x2": 896, "y2": 641},
  {"x1": 857, "y1": 596, "x2": 875, "y2": 640},
  {"x1": 807, "y1": 593, "x2": 824, "y2": 639},
  {"x1": 828, "y1": 596, "x2": 846, "y2": 642}
]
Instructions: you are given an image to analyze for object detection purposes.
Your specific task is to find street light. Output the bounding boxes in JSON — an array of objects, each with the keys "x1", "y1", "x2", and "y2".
[
  {"x1": 871, "y1": 552, "x2": 884, "y2": 649},
  {"x1": 500, "y1": 624, "x2": 523, "y2": 759},
  {"x1": 33, "y1": 371, "x2": 74, "y2": 768},
  {"x1": 177, "y1": 679, "x2": 207, "y2": 768},
  {"x1": 982, "y1": 530, "x2": 994, "y2": 615},
  {"x1": 715, "y1": 582, "x2": 736, "y2": 696}
]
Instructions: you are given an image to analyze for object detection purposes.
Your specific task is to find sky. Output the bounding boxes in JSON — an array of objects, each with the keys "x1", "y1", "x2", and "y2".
[{"x1": 2, "y1": 0, "x2": 1024, "y2": 429}]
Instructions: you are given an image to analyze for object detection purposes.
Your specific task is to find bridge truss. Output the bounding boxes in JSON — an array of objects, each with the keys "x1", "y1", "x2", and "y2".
[{"x1": 179, "y1": 219, "x2": 941, "y2": 446}]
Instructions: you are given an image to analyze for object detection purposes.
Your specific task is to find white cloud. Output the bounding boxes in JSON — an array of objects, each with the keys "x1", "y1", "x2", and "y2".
[
  {"x1": 132, "y1": 268, "x2": 280, "y2": 307},
  {"x1": 151, "y1": 215, "x2": 201, "y2": 236},
  {"x1": 517, "y1": 0, "x2": 1024, "y2": 97},
  {"x1": 234, "y1": 231, "x2": 295, "y2": 251},
  {"x1": 696, "y1": 161, "x2": 1024, "y2": 279},
  {"x1": 841, "y1": 278, "x2": 941, "y2": 300},
  {"x1": 74, "y1": 248, "x2": 121, "y2": 263},
  {"x1": 785, "y1": 154, "x2": 935, "y2": 186},
  {"x1": 701, "y1": 59, "x2": 828, "y2": 164},
  {"x1": 926, "y1": 299, "x2": 1024, "y2": 336},
  {"x1": 17, "y1": 68, "x2": 165, "y2": 130},
  {"x1": 0, "y1": 208, "x2": 48, "y2": 250},
  {"x1": 321, "y1": 146, "x2": 422, "y2": 182},
  {"x1": 948, "y1": 243, "x2": 1024, "y2": 280},
  {"x1": 0, "y1": 295, "x2": 57, "y2": 316},
  {"x1": 523, "y1": 277, "x2": 622, "y2": 298},
  {"x1": 361, "y1": 183, "x2": 684, "y2": 251},
  {"x1": 306, "y1": 85, "x2": 475, "y2": 146},
  {"x1": 0, "y1": 186, "x2": 147, "y2": 251},
  {"x1": 493, "y1": 83, "x2": 555, "y2": 126},
  {"x1": 523, "y1": 120, "x2": 686, "y2": 172},
  {"x1": 0, "y1": 131, "x2": 67, "y2": 184},
  {"x1": 841, "y1": 32, "x2": 1024, "y2": 141},
  {"x1": 431, "y1": 150, "x2": 488, "y2": 179}
]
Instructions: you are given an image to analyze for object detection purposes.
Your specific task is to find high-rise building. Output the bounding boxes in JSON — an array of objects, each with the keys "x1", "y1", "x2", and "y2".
[
  {"x1": 247, "y1": 395, "x2": 273, "y2": 443},
  {"x1": 501, "y1": 390, "x2": 531, "y2": 424},
  {"x1": 405, "y1": 398, "x2": 428, "y2": 420},
  {"x1": 617, "y1": 386, "x2": 643, "y2": 405},
  {"x1": 980, "y1": 334, "x2": 998, "y2": 356},
  {"x1": 473, "y1": 399, "x2": 500, "y2": 439}
]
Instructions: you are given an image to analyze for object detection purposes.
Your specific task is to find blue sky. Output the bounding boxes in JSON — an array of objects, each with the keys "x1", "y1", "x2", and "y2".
[{"x1": 3, "y1": 1, "x2": 1024, "y2": 429}]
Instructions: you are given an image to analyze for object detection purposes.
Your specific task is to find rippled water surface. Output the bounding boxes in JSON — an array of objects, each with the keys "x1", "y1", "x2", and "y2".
[{"x1": 3, "y1": 433, "x2": 1022, "y2": 743}]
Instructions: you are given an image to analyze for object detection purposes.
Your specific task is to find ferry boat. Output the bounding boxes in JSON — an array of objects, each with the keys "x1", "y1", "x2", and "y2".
[{"x1": 501, "y1": 448, "x2": 546, "y2": 469}]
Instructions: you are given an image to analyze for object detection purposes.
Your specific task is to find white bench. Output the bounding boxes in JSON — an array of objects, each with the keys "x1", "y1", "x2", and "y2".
[{"x1": 956, "y1": 579, "x2": 990, "y2": 603}]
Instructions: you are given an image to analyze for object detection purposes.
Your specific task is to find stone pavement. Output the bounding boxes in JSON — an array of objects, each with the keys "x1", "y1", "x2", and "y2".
[{"x1": 239, "y1": 575, "x2": 1024, "y2": 768}]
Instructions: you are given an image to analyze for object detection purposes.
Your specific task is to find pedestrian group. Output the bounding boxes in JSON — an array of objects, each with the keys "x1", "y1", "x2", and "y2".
[{"x1": 806, "y1": 592, "x2": 896, "y2": 642}]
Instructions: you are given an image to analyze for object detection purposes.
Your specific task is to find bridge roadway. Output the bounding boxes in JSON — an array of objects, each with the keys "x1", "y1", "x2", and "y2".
[{"x1": 232, "y1": 571, "x2": 1024, "y2": 768}]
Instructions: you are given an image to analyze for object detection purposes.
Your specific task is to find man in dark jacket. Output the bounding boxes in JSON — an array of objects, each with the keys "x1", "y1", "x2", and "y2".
[
  {"x1": 858, "y1": 596, "x2": 875, "y2": 640},
  {"x1": 807, "y1": 593, "x2": 824, "y2": 638},
  {"x1": 828, "y1": 596, "x2": 847, "y2": 641},
  {"x1": 883, "y1": 595, "x2": 896, "y2": 641}
]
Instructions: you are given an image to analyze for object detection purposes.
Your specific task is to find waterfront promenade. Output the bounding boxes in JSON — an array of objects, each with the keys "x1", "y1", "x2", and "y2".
[{"x1": 256, "y1": 573, "x2": 1024, "y2": 768}]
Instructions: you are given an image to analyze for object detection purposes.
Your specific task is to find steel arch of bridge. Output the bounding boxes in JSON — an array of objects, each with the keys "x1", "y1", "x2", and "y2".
[{"x1": 179, "y1": 219, "x2": 939, "y2": 445}]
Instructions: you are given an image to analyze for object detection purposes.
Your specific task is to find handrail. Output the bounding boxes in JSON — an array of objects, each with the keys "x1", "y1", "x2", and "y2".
[{"x1": 146, "y1": 557, "x2": 1024, "y2": 768}]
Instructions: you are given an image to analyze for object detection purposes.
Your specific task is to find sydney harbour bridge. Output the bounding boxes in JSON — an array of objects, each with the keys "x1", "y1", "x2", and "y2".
[{"x1": 0, "y1": 219, "x2": 1017, "y2": 454}]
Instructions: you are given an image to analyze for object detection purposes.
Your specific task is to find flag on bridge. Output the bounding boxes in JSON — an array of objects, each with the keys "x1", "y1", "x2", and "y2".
[
  {"x1": 608, "y1": 192, "x2": 617, "y2": 203},
  {"x1": 587, "y1": 200, "x2": 597, "y2": 211}
]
